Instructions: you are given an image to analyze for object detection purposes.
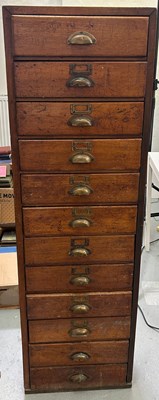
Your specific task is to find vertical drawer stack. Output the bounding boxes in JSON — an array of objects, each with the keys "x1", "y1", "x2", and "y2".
[{"x1": 3, "y1": 6, "x2": 157, "y2": 393}]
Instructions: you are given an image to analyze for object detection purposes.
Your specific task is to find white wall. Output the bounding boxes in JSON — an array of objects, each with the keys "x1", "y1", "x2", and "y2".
[{"x1": 0, "y1": 0, "x2": 159, "y2": 149}]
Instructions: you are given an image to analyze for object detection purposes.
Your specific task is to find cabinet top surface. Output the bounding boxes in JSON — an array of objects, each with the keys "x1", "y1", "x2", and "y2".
[{"x1": 2, "y1": 6, "x2": 156, "y2": 16}]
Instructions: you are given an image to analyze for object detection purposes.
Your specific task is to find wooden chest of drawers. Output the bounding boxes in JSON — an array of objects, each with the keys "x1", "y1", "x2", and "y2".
[{"x1": 3, "y1": 5, "x2": 157, "y2": 393}]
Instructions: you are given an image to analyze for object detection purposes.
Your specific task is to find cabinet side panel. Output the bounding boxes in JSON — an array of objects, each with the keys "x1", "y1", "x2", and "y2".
[
  {"x1": 127, "y1": 9, "x2": 157, "y2": 383},
  {"x1": 2, "y1": 7, "x2": 30, "y2": 390}
]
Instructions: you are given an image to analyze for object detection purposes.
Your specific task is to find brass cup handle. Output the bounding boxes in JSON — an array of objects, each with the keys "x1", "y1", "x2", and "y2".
[
  {"x1": 67, "y1": 76, "x2": 94, "y2": 88},
  {"x1": 70, "y1": 352, "x2": 90, "y2": 362},
  {"x1": 69, "y1": 373, "x2": 88, "y2": 383},
  {"x1": 69, "y1": 247, "x2": 90, "y2": 257},
  {"x1": 70, "y1": 153, "x2": 94, "y2": 164},
  {"x1": 68, "y1": 115, "x2": 93, "y2": 127},
  {"x1": 70, "y1": 218, "x2": 91, "y2": 228},
  {"x1": 70, "y1": 276, "x2": 91, "y2": 286},
  {"x1": 67, "y1": 31, "x2": 96, "y2": 45},
  {"x1": 71, "y1": 304, "x2": 90, "y2": 313},
  {"x1": 69, "y1": 327, "x2": 90, "y2": 337},
  {"x1": 69, "y1": 185, "x2": 93, "y2": 196}
]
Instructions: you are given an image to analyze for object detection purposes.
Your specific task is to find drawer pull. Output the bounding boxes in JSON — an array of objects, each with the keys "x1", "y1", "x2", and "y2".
[
  {"x1": 67, "y1": 76, "x2": 94, "y2": 88},
  {"x1": 71, "y1": 304, "x2": 90, "y2": 313},
  {"x1": 70, "y1": 153, "x2": 94, "y2": 164},
  {"x1": 68, "y1": 115, "x2": 93, "y2": 127},
  {"x1": 71, "y1": 352, "x2": 90, "y2": 362},
  {"x1": 69, "y1": 327, "x2": 90, "y2": 337},
  {"x1": 69, "y1": 185, "x2": 93, "y2": 196},
  {"x1": 70, "y1": 218, "x2": 91, "y2": 228},
  {"x1": 68, "y1": 31, "x2": 96, "y2": 45},
  {"x1": 69, "y1": 373, "x2": 88, "y2": 383},
  {"x1": 69, "y1": 247, "x2": 90, "y2": 257},
  {"x1": 70, "y1": 275, "x2": 90, "y2": 286}
]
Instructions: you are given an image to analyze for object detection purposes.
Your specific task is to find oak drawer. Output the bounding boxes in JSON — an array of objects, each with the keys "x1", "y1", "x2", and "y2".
[
  {"x1": 16, "y1": 101, "x2": 144, "y2": 137},
  {"x1": 30, "y1": 364, "x2": 127, "y2": 390},
  {"x1": 21, "y1": 173, "x2": 139, "y2": 206},
  {"x1": 19, "y1": 139, "x2": 141, "y2": 173},
  {"x1": 26, "y1": 264, "x2": 133, "y2": 293},
  {"x1": 27, "y1": 292, "x2": 132, "y2": 319},
  {"x1": 24, "y1": 235, "x2": 134, "y2": 265},
  {"x1": 29, "y1": 316, "x2": 131, "y2": 343},
  {"x1": 23, "y1": 206, "x2": 137, "y2": 237},
  {"x1": 12, "y1": 16, "x2": 148, "y2": 57},
  {"x1": 29, "y1": 340, "x2": 129, "y2": 367},
  {"x1": 14, "y1": 62, "x2": 147, "y2": 98}
]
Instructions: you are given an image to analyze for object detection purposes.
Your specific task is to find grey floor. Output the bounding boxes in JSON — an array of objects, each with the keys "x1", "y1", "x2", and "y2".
[{"x1": 0, "y1": 201, "x2": 159, "y2": 400}]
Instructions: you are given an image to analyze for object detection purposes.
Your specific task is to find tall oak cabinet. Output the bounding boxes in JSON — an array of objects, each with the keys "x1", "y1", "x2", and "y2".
[{"x1": 3, "y1": 5, "x2": 157, "y2": 393}]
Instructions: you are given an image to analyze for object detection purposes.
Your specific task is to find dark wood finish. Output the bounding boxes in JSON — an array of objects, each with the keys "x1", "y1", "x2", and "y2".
[
  {"x1": 27, "y1": 292, "x2": 132, "y2": 319},
  {"x1": 12, "y1": 16, "x2": 148, "y2": 57},
  {"x1": 24, "y1": 235, "x2": 135, "y2": 265},
  {"x1": 16, "y1": 101, "x2": 144, "y2": 137},
  {"x1": 29, "y1": 316, "x2": 131, "y2": 343},
  {"x1": 2, "y1": 7, "x2": 30, "y2": 389},
  {"x1": 21, "y1": 173, "x2": 139, "y2": 206},
  {"x1": 29, "y1": 340, "x2": 129, "y2": 367},
  {"x1": 19, "y1": 139, "x2": 141, "y2": 172},
  {"x1": 14, "y1": 62, "x2": 147, "y2": 99},
  {"x1": 30, "y1": 364, "x2": 127, "y2": 391},
  {"x1": 3, "y1": 4, "x2": 157, "y2": 393},
  {"x1": 5, "y1": 6, "x2": 156, "y2": 16},
  {"x1": 127, "y1": 9, "x2": 158, "y2": 383},
  {"x1": 25, "y1": 264, "x2": 134, "y2": 293},
  {"x1": 23, "y1": 205, "x2": 137, "y2": 237}
]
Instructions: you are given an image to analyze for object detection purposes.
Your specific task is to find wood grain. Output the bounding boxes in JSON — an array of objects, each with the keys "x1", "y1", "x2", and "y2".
[
  {"x1": 21, "y1": 173, "x2": 139, "y2": 206},
  {"x1": 19, "y1": 139, "x2": 141, "y2": 172},
  {"x1": 2, "y1": 7, "x2": 30, "y2": 389},
  {"x1": 27, "y1": 291, "x2": 132, "y2": 319},
  {"x1": 29, "y1": 340, "x2": 129, "y2": 367},
  {"x1": 16, "y1": 102, "x2": 144, "y2": 137},
  {"x1": 24, "y1": 235, "x2": 135, "y2": 265},
  {"x1": 14, "y1": 62, "x2": 147, "y2": 98},
  {"x1": 30, "y1": 364, "x2": 127, "y2": 390},
  {"x1": 127, "y1": 9, "x2": 157, "y2": 383},
  {"x1": 23, "y1": 205, "x2": 137, "y2": 237},
  {"x1": 29, "y1": 316, "x2": 131, "y2": 343},
  {"x1": 3, "y1": 3, "x2": 157, "y2": 394},
  {"x1": 6, "y1": 6, "x2": 155, "y2": 16},
  {"x1": 25, "y1": 264, "x2": 133, "y2": 293},
  {"x1": 12, "y1": 16, "x2": 148, "y2": 57}
]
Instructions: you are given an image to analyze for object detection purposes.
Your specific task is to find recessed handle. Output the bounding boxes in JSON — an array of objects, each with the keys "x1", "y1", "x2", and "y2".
[
  {"x1": 69, "y1": 373, "x2": 88, "y2": 383},
  {"x1": 70, "y1": 275, "x2": 91, "y2": 286},
  {"x1": 67, "y1": 76, "x2": 94, "y2": 88},
  {"x1": 68, "y1": 115, "x2": 93, "y2": 127},
  {"x1": 70, "y1": 153, "x2": 94, "y2": 164},
  {"x1": 69, "y1": 247, "x2": 90, "y2": 257},
  {"x1": 70, "y1": 352, "x2": 90, "y2": 362},
  {"x1": 67, "y1": 31, "x2": 96, "y2": 45},
  {"x1": 71, "y1": 304, "x2": 90, "y2": 313},
  {"x1": 69, "y1": 327, "x2": 90, "y2": 337},
  {"x1": 70, "y1": 218, "x2": 91, "y2": 228},
  {"x1": 69, "y1": 185, "x2": 93, "y2": 196}
]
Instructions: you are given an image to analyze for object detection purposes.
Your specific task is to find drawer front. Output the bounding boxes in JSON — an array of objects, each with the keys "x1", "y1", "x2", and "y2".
[
  {"x1": 30, "y1": 364, "x2": 127, "y2": 390},
  {"x1": 24, "y1": 235, "x2": 134, "y2": 265},
  {"x1": 16, "y1": 101, "x2": 144, "y2": 137},
  {"x1": 29, "y1": 340, "x2": 129, "y2": 367},
  {"x1": 29, "y1": 316, "x2": 131, "y2": 343},
  {"x1": 12, "y1": 16, "x2": 148, "y2": 57},
  {"x1": 19, "y1": 139, "x2": 141, "y2": 173},
  {"x1": 27, "y1": 292, "x2": 132, "y2": 319},
  {"x1": 21, "y1": 173, "x2": 139, "y2": 206},
  {"x1": 23, "y1": 206, "x2": 137, "y2": 236},
  {"x1": 15, "y1": 62, "x2": 147, "y2": 98},
  {"x1": 26, "y1": 264, "x2": 133, "y2": 293}
]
